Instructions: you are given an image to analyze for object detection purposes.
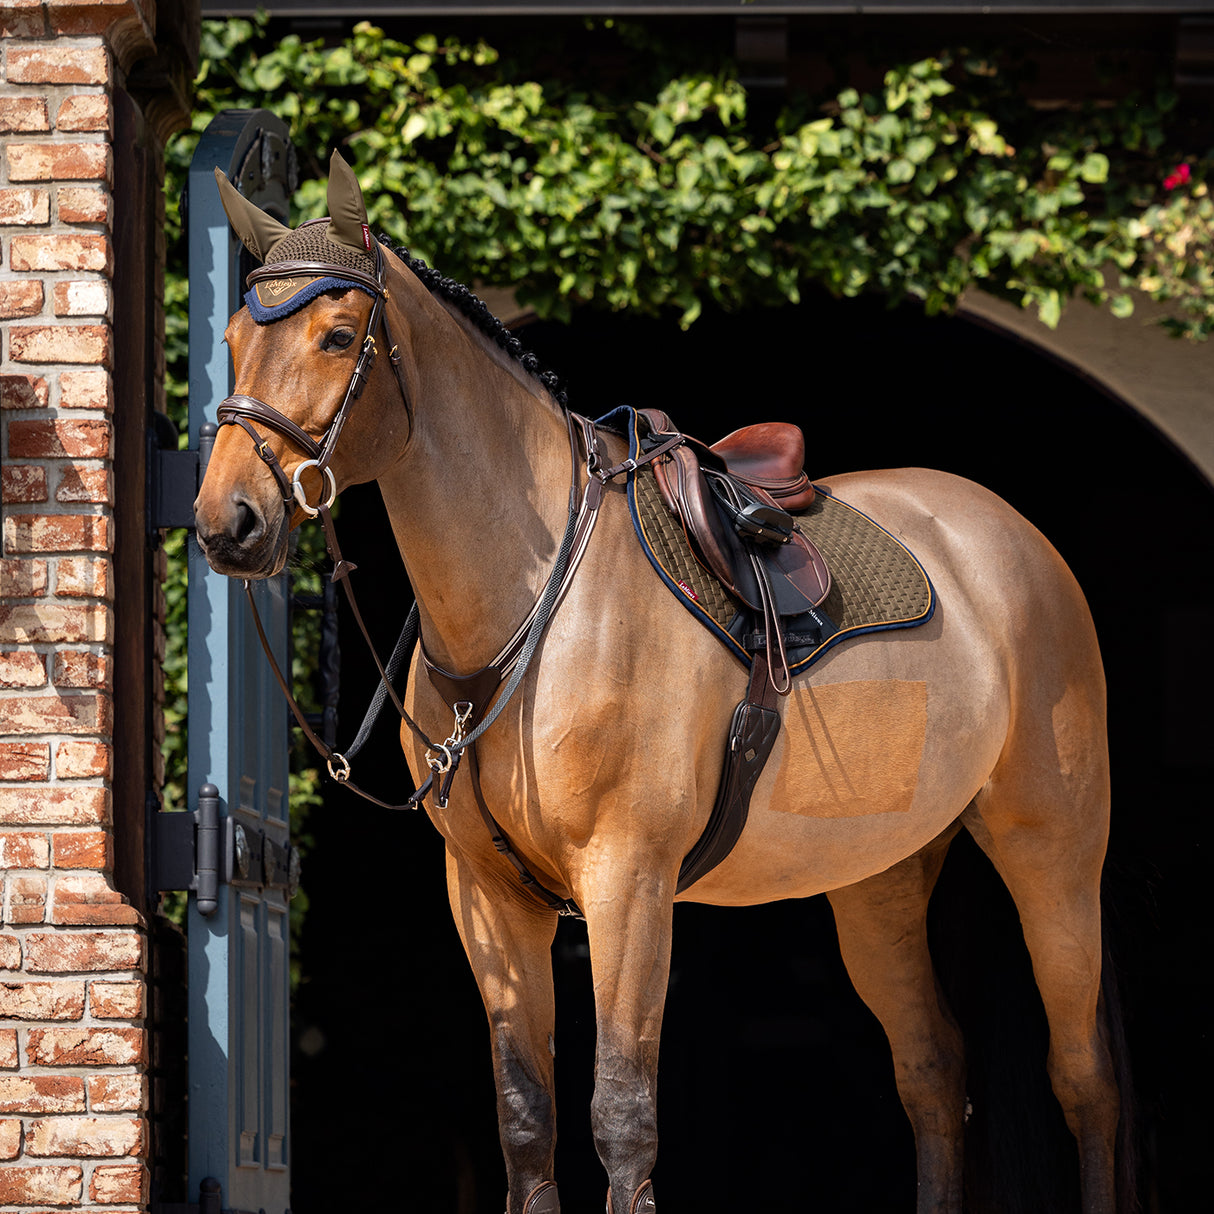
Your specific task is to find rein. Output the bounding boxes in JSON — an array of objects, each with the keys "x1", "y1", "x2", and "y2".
[{"x1": 217, "y1": 241, "x2": 680, "y2": 913}]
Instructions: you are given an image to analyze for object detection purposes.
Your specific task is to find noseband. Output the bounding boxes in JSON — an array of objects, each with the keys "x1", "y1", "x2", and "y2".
[{"x1": 215, "y1": 239, "x2": 407, "y2": 517}]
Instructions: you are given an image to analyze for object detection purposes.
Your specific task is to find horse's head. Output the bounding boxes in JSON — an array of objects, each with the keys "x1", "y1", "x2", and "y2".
[{"x1": 194, "y1": 152, "x2": 409, "y2": 578}]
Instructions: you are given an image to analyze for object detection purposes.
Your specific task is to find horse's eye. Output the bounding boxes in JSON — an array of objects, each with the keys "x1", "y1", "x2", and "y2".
[{"x1": 324, "y1": 328, "x2": 357, "y2": 351}]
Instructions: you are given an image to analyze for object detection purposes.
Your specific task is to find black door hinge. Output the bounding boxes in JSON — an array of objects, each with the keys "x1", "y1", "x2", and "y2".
[
  {"x1": 153, "y1": 785, "x2": 300, "y2": 916},
  {"x1": 148, "y1": 416, "x2": 219, "y2": 544}
]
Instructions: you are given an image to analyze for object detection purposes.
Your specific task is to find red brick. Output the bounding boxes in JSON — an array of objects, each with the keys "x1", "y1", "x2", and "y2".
[
  {"x1": 0, "y1": 373, "x2": 49, "y2": 409},
  {"x1": 87, "y1": 980, "x2": 142, "y2": 1019},
  {"x1": 24, "y1": 929, "x2": 142, "y2": 975},
  {"x1": 50, "y1": 874, "x2": 139, "y2": 926},
  {"x1": 55, "y1": 556, "x2": 111, "y2": 599},
  {"x1": 8, "y1": 419, "x2": 110, "y2": 459},
  {"x1": 90, "y1": 1162, "x2": 147, "y2": 1203},
  {"x1": 0, "y1": 1163, "x2": 83, "y2": 1205},
  {"x1": 56, "y1": 187, "x2": 109, "y2": 226},
  {"x1": 0, "y1": 280, "x2": 44, "y2": 319},
  {"x1": 26, "y1": 1115, "x2": 143, "y2": 1158},
  {"x1": 0, "y1": 648, "x2": 49, "y2": 685},
  {"x1": 56, "y1": 94, "x2": 110, "y2": 133},
  {"x1": 7, "y1": 875, "x2": 47, "y2": 923},
  {"x1": 52, "y1": 650, "x2": 109, "y2": 690},
  {"x1": 0, "y1": 561, "x2": 49, "y2": 600},
  {"x1": 7, "y1": 323, "x2": 111, "y2": 365},
  {"x1": 0, "y1": 187, "x2": 51, "y2": 225},
  {"x1": 25, "y1": 1026, "x2": 145, "y2": 1066},
  {"x1": 0, "y1": 603, "x2": 111, "y2": 643},
  {"x1": 52, "y1": 829, "x2": 110, "y2": 868},
  {"x1": 0, "y1": 96, "x2": 50, "y2": 132},
  {"x1": 2, "y1": 514, "x2": 112, "y2": 554},
  {"x1": 9, "y1": 233, "x2": 111, "y2": 273},
  {"x1": 0, "y1": 829, "x2": 50, "y2": 865},
  {"x1": 0, "y1": 1119, "x2": 18, "y2": 1160},
  {"x1": 0, "y1": 0, "x2": 44, "y2": 38},
  {"x1": 0, "y1": 742, "x2": 51, "y2": 778},
  {"x1": 56, "y1": 465, "x2": 111, "y2": 504},
  {"x1": 0, "y1": 1073, "x2": 86, "y2": 1114},
  {"x1": 6, "y1": 141, "x2": 110, "y2": 183},
  {"x1": 86, "y1": 1074, "x2": 144, "y2": 1114},
  {"x1": 55, "y1": 741, "x2": 111, "y2": 780},
  {"x1": 53, "y1": 279, "x2": 109, "y2": 317},
  {"x1": 0, "y1": 690, "x2": 111, "y2": 734},
  {"x1": 6, "y1": 46, "x2": 109, "y2": 85},
  {"x1": 2, "y1": 464, "x2": 48, "y2": 503},
  {"x1": 0, "y1": 948, "x2": 20, "y2": 979},
  {"x1": 0, "y1": 980, "x2": 85, "y2": 1022},
  {"x1": 0, "y1": 786, "x2": 111, "y2": 827}
]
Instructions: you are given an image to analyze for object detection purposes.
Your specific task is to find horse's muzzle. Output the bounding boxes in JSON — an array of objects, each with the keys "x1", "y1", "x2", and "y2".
[{"x1": 194, "y1": 492, "x2": 288, "y2": 579}]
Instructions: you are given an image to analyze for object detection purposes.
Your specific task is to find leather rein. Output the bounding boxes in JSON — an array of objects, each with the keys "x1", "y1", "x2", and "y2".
[{"x1": 216, "y1": 241, "x2": 682, "y2": 916}]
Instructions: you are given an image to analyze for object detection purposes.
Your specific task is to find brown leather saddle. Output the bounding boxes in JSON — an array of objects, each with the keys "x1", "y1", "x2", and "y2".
[{"x1": 637, "y1": 408, "x2": 830, "y2": 692}]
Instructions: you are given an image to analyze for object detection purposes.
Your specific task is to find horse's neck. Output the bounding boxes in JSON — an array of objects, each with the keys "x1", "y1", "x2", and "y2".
[{"x1": 376, "y1": 287, "x2": 573, "y2": 674}]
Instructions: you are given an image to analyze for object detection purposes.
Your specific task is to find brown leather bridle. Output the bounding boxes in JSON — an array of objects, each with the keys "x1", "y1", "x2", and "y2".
[{"x1": 216, "y1": 239, "x2": 409, "y2": 519}]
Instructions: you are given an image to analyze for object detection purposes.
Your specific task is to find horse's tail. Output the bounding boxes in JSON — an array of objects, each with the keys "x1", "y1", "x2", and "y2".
[{"x1": 930, "y1": 836, "x2": 1139, "y2": 1214}]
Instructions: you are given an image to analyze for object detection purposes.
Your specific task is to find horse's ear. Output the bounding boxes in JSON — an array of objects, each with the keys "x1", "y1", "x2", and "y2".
[
  {"x1": 213, "y1": 168, "x2": 292, "y2": 263},
  {"x1": 325, "y1": 151, "x2": 374, "y2": 255}
]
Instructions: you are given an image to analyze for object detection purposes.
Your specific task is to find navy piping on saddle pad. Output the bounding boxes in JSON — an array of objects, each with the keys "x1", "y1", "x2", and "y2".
[{"x1": 595, "y1": 405, "x2": 937, "y2": 674}]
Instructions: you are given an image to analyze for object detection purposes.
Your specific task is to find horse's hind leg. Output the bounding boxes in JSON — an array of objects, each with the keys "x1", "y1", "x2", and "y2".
[
  {"x1": 826, "y1": 825, "x2": 966, "y2": 1214},
  {"x1": 963, "y1": 684, "x2": 1119, "y2": 1214}
]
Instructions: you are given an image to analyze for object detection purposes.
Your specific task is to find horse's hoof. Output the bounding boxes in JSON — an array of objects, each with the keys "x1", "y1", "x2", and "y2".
[
  {"x1": 520, "y1": 1181, "x2": 560, "y2": 1214},
  {"x1": 606, "y1": 1179, "x2": 655, "y2": 1214}
]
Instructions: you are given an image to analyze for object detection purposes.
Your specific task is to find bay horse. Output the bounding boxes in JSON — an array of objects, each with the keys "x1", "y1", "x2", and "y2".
[{"x1": 194, "y1": 153, "x2": 1121, "y2": 1214}]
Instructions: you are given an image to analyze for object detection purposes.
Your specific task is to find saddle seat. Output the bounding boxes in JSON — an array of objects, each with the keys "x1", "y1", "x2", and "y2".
[
  {"x1": 638, "y1": 409, "x2": 831, "y2": 620},
  {"x1": 711, "y1": 422, "x2": 816, "y2": 512}
]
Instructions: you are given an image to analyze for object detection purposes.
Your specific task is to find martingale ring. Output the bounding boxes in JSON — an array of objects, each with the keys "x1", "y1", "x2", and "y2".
[{"x1": 292, "y1": 459, "x2": 338, "y2": 517}]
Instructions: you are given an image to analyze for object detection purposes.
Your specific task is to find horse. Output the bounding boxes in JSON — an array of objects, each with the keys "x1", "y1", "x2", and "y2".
[{"x1": 194, "y1": 152, "x2": 1122, "y2": 1214}]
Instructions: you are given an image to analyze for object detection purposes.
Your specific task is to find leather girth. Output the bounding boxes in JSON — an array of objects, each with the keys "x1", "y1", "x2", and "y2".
[{"x1": 423, "y1": 647, "x2": 782, "y2": 917}]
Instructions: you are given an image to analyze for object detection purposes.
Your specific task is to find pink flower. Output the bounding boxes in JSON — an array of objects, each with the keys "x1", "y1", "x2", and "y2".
[{"x1": 1164, "y1": 163, "x2": 1191, "y2": 191}]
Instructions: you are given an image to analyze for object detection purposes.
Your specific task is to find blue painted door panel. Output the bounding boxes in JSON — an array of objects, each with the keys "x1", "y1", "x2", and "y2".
[{"x1": 186, "y1": 110, "x2": 295, "y2": 1214}]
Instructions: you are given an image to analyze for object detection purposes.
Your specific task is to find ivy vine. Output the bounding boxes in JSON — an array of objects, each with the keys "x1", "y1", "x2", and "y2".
[{"x1": 166, "y1": 15, "x2": 1210, "y2": 349}]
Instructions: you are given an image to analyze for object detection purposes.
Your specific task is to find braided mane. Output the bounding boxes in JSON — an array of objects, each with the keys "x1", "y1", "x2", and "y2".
[{"x1": 388, "y1": 242, "x2": 569, "y2": 410}]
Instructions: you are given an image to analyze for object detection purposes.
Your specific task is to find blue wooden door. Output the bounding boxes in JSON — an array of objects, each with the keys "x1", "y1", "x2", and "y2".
[{"x1": 186, "y1": 111, "x2": 296, "y2": 1214}]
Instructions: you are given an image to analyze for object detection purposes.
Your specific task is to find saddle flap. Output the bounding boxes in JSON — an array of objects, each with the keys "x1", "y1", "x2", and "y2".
[
  {"x1": 653, "y1": 450, "x2": 831, "y2": 613},
  {"x1": 723, "y1": 516, "x2": 832, "y2": 615},
  {"x1": 652, "y1": 445, "x2": 737, "y2": 588}
]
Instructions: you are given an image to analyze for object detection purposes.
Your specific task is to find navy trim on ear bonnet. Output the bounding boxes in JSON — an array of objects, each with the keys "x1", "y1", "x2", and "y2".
[{"x1": 245, "y1": 273, "x2": 377, "y2": 323}]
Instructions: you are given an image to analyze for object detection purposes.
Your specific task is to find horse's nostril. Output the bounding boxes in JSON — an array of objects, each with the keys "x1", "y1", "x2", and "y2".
[{"x1": 230, "y1": 496, "x2": 263, "y2": 544}]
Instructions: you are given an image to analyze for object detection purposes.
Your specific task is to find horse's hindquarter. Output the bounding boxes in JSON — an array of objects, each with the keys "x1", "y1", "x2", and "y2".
[{"x1": 682, "y1": 467, "x2": 1105, "y2": 906}]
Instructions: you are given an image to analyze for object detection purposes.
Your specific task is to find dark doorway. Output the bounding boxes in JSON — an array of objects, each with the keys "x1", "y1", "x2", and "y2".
[{"x1": 290, "y1": 291, "x2": 1211, "y2": 1213}]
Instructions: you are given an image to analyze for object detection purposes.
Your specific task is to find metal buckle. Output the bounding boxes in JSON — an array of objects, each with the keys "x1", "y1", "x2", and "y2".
[
  {"x1": 327, "y1": 753, "x2": 351, "y2": 782},
  {"x1": 292, "y1": 459, "x2": 338, "y2": 517}
]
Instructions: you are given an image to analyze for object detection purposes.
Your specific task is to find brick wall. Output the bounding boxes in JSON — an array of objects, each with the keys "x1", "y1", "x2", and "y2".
[{"x1": 2, "y1": 4, "x2": 171, "y2": 1211}]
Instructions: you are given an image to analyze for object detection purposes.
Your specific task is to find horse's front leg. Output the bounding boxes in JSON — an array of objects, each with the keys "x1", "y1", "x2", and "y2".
[
  {"x1": 445, "y1": 848, "x2": 561, "y2": 1214},
  {"x1": 581, "y1": 869, "x2": 675, "y2": 1214}
]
